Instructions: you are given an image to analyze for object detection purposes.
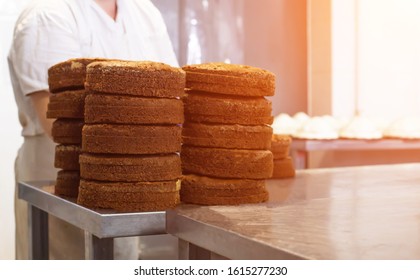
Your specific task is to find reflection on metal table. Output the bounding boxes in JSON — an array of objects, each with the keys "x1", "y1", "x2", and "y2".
[
  {"x1": 18, "y1": 181, "x2": 166, "y2": 260},
  {"x1": 167, "y1": 163, "x2": 420, "y2": 260}
]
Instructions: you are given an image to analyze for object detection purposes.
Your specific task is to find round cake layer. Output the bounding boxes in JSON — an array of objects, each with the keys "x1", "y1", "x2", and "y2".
[
  {"x1": 272, "y1": 157, "x2": 296, "y2": 179},
  {"x1": 181, "y1": 190, "x2": 268, "y2": 206},
  {"x1": 181, "y1": 146, "x2": 273, "y2": 179},
  {"x1": 80, "y1": 179, "x2": 180, "y2": 193},
  {"x1": 184, "y1": 92, "x2": 273, "y2": 125},
  {"x1": 85, "y1": 61, "x2": 185, "y2": 98},
  {"x1": 79, "y1": 153, "x2": 181, "y2": 182},
  {"x1": 48, "y1": 58, "x2": 108, "y2": 93},
  {"x1": 182, "y1": 122, "x2": 272, "y2": 150},
  {"x1": 84, "y1": 94, "x2": 184, "y2": 125},
  {"x1": 181, "y1": 174, "x2": 266, "y2": 196},
  {"x1": 55, "y1": 170, "x2": 80, "y2": 197},
  {"x1": 82, "y1": 124, "x2": 181, "y2": 154},
  {"x1": 47, "y1": 89, "x2": 87, "y2": 119},
  {"x1": 79, "y1": 181, "x2": 179, "y2": 202},
  {"x1": 77, "y1": 193, "x2": 180, "y2": 212},
  {"x1": 52, "y1": 119, "x2": 84, "y2": 144},
  {"x1": 54, "y1": 145, "x2": 81, "y2": 170},
  {"x1": 271, "y1": 134, "x2": 292, "y2": 160},
  {"x1": 182, "y1": 62, "x2": 275, "y2": 97}
]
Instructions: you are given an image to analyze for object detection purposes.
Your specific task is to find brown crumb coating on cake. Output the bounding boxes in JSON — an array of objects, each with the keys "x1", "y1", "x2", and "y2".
[
  {"x1": 46, "y1": 89, "x2": 87, "y2": 119},
  {"x1": 79, "y1": 153, "x2": 181, "y2": 182},
  {"x1": 182, "y1": 62, "x2": 275, "y2": 97},
  {"x1": 181, "y1": 190, "x2": 268, "y2": 206},
  {"x1": 85, "y1": 61, "x2": 185, "y2": 98},
  {"x1": 181, "y1": 146, "x2": 273, "y2": 179},
  {"x1": 78, "y1": 190, "x2": 179, "y2": 204},
  {"x1": 272, "y1": 157, "x2": 296, "y2": 179},
  {"x1": 80, "y1": 179, "x2": 180, "y2": 193},
  {"x1": 55, "y1": 170, "x2": 80, "y2": 197},
  {"x1": 182, "y1": 122, "x2": 272, "y2": 150},
  {"x1": 181, "y1": 174, "x2": 267, "y2": 196},
  {"x1": 271, "y1": 134, "x2": 292, "y2": 159},
  {"x1": 52, "y1": 119, "x2": 84, "y2": 144},
  {"x1": 82, "y1": 124, "x2": 181, "y2": 155},
  {"x1": 54, "y1": 145, "x2": 81, "y2": 170},
  {"x1": 184, "y1": 92, "x2": 273, "y2": 125},
  {"x1": 77, "y1": 193, "x2": 180, "y2": 212},
  {"x1": 48, "y1": 58, "x2": 109, "y2": 93},
  {"x1": 84, "y1": 94, "x2": 184, "y2": 125},
  {"x1": 78, "y1": 181, "x2": 179, "y2": 202}
]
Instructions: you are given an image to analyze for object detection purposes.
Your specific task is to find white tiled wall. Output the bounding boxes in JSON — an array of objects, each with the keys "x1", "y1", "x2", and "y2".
[{"x1": 0, "y1": 0, "x2": 29, "y2": 260}]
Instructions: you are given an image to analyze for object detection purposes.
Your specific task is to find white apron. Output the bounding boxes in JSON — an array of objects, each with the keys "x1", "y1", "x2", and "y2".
[{"x1": 14, "y1": 134, "x2": 87, "y2": 259}]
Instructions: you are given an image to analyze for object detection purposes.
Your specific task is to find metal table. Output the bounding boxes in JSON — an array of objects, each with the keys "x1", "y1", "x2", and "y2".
[
  {"x1": 18, "y1": 181, "x2": 166, "y2": 260},
  {"x1": 167, "y1": 163, "x2": 420, "y2": 260},
  {"x1": 290, "y1": 138, "x2": 420, "y2": 169}
]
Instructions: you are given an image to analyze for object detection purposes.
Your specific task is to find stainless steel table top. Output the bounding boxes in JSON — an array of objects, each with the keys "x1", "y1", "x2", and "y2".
[
  {"x1": 18, "y1": 181, "x2": 166, "y2": 238},
  {"x1": 167, "y1": 163, "x2": 420, "y2": 259}
]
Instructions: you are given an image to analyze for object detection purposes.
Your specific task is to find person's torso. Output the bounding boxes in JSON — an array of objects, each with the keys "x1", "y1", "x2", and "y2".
[
  {"x1": 71, "y1": 0, "x2": 176, "y2": 61},
  {"x1": 9, "y1": 0, "x2": 178, "y2": 137}
]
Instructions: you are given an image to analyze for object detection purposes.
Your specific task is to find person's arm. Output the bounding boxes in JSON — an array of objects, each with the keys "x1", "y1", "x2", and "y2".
[
  {"x1": 9, "y1": 4, "x2": 81, "y2": 135},
  {"x1": 29, "y1": 90, "x2": 53, "y2": 138}
]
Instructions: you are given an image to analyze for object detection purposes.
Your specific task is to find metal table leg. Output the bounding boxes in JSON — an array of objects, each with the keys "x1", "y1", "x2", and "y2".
[
  {"x1": 28, "y1": 205, "x2": 49, "y2": 260},
  {"x1": 85, "y1": 232, "x2": 114, "y2": 260},
  {"x1": 178, "y1": 239, "x2": 210, "y2": 260}
]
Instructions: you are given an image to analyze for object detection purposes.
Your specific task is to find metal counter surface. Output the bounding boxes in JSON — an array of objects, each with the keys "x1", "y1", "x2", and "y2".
[{"x1": 167, "y1": 163, "x2": 420, "y2": 259}]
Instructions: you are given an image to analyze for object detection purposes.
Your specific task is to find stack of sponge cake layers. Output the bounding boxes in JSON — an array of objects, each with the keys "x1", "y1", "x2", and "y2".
[
  {"x1": 77, "y1": 61, "x2": 185, "y2": 212},
  {"x1": 181, "y1": 62, "x2": 275, "y2": 205},
  {"x1": 270, "y1": 134, "x2": 296, "y2": 178},
  {"x1": 47, "y1": 58, "x2": 104, "y2": 197}
]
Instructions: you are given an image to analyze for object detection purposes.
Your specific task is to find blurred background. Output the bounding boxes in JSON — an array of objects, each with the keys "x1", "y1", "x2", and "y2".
[{"x1": 2, "y1": 0, "x2": 420, "y2": 259}]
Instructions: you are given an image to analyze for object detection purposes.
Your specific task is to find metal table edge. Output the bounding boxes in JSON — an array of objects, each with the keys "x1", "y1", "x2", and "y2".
[
  {"x1": 18, "y1": 181, "x2": 167, "y2": 238},
  {"x1": 166, "y1": 209, "x2": 306, "y2": 260}
]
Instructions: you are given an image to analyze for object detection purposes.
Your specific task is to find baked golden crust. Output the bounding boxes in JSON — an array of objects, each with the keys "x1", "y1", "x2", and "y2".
[
  {"x1": 46, "y1": 89, "x2": 87, "y2": 119},
  {"x1": 272, "y1": 134, "x2": 292, "y2": 144},
  {"x1": 272, "y1": 157, "x2": 296, "y2": 179},
  {"x1": 82, "y1": 124, "x2": 181, "y2": 155},
  {"x1": 181, "y1": 190, "x2": 268, "y2": 206},
  {"x1": 79, "y1": 179, "x2": 180, "y2": 193},
  {"x1": 181, "y1": 174, "x2": 267, "y2": 196},
  {"x1": 78, "y1": 180, "x2": 179, "y2": 202},
  {"x1": 77, "y1": 192, "x2": 180, "y2": 212},
  {"x1": 183, "y1": 62, "x2": 275, "y2": 78},
  {"x1": 182, "y1": 62, "x2": 275, "y2": 97},
  {"x1": 85, "y1": 61, "x2": 185, "y2": 98},
  {"x1": 54, "y1": 145, "x2": 81, "y2": 170},
  {"x1": 54, "y1": 170, "x2": 80, "y2": 197},
  {"x1": 271, "y1": 134, "x2": 292, "y2": 159},
  {"x1": 51, "y1": 119, "x2": 84, "y2": 144},
  {"x1": 84, "y1": 94, "x2": 184, "y2": 125},
  {"x1": 48, "y1": 58, "x2": 109, "y2": 93},
  {"x1": 182, "y1": 122, "x2": 272, "y2": 150},
  {"x1": 184, "y1": 92, "x2": 273, "y2": 125},
  {"x1": 181, "y1": 146, "x2": 273, "y2": 179},
  {"x1": 79, "y1": 153, "x2": 181, "y2": 182}
]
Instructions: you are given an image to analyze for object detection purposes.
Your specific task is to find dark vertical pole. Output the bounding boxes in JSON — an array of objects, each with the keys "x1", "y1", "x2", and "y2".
[{"x1": 29, "y1": 206, "x2": 49, "y2": 260}]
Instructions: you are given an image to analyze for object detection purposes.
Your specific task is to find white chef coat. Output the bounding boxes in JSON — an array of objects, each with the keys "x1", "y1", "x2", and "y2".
[
  {"x1": 8, "y1": 0, "x2": 178, "y2": 260},
  {"x1": 8, "y1": 0, "x2": 178, "y2": 137}
]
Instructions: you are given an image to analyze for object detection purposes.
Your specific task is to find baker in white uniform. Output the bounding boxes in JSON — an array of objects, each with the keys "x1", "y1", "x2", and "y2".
[{"x1": 8, "y1": 0, "x2": 178, "y2": 260}]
